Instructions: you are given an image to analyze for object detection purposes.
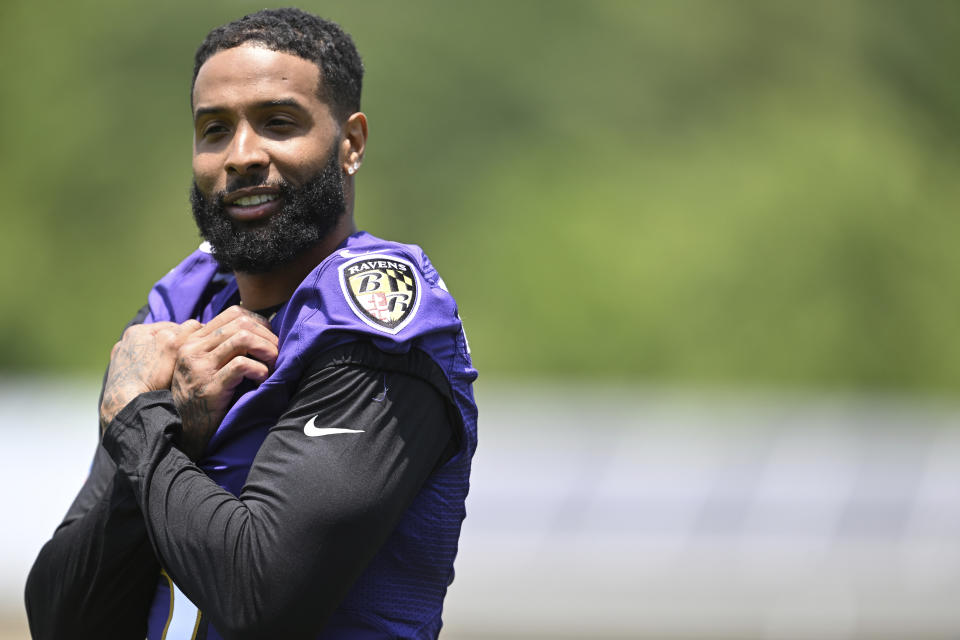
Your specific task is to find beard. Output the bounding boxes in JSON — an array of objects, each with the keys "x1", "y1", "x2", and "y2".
[{"x1": 190, "y1": 148, "x2": 345, "y2": 274}]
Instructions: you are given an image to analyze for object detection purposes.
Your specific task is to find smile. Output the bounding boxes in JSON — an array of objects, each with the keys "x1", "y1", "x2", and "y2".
[
  {"x1": 233, "y1": 193, "x2": 278, "y2": 207},
  {"x1": 224, "y1": 190, "x2": 282, "y2": 223}
]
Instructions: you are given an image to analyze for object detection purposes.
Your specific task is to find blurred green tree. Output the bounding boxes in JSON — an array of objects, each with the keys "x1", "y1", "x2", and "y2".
[{"x1": 1, "y1": 0, "x2": 958, "y2": 394}]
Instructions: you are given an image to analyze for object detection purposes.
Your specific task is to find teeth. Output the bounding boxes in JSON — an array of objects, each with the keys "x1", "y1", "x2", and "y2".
[{"x1": 234, "y1": 194, "x2": 278, "y2": 207}]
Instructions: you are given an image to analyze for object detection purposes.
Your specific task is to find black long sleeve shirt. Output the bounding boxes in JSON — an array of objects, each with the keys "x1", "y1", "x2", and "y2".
[{"x1": 26, "y1": 339, "x2": 456, "y2": 640}]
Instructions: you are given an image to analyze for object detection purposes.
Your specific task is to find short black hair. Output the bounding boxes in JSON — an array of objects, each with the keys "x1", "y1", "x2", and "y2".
[{"x1": 192, "y1": 8, "x2": 363, "y2": 120}]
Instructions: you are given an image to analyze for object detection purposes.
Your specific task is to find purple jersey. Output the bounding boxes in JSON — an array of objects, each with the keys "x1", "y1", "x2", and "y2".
[{"x1": 142, "y1": 231, "x2": 478, "y2": 639}]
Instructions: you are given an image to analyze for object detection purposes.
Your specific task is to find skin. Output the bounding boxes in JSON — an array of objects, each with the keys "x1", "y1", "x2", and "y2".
[
  {"x1": 171, "y1": 306, "x2": 279, "y2": 459},
  {"x1": 99, "y1": 321, "x2": 201, "y2": 435},
  {"x1": 100, "y1": 44, "x2": 369, "y2": 457},
  {"x1": 192, "y1": 44, "x2": 368, "y2": 310}
]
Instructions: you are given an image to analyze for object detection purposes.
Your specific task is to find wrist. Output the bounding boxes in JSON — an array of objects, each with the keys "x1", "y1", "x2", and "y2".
[
  {"x1": 99, "y1": 384, "x2": 150, "y2": 435},
  {"x1": 101, "y1": 390, "x2": 181, "y2": 493}
]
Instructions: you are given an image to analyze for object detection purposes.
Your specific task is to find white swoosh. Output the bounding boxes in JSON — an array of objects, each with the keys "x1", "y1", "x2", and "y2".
[{"x1": 303, "y1": 415, "x2": 365, "y2": 437}]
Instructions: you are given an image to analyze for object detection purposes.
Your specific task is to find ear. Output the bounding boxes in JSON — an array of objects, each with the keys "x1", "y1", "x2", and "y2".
[{"x1": 340, "y1": 112, "x2": 368, "y2": 175}]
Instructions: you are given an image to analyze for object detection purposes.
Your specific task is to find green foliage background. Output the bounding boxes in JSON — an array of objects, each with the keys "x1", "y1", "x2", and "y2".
[{"x1": 1, "y1": 1, "x2": 959, "y2": 393}]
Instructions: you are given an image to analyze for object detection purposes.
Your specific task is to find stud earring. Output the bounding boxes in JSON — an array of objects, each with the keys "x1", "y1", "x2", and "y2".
[{"x1": 347, "y1": 161, "x2": 360, "y2": 175}]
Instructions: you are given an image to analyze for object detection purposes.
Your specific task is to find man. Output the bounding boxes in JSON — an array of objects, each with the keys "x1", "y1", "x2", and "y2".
[{"x1": 25, "y1": 9, "x2": 478, "y2": 640}]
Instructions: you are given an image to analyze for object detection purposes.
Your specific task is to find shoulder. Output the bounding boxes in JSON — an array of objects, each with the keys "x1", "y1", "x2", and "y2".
[
  {"x1": 332, "y1": 238, "x2": 435, "y2": 335},
  {"x1": 146, "y1": 243, "x2": 226, "y2": 323},
  {"x1": 282, "y1": 232, "x2": 463, "y2": 346},
  {"x1": 329, "y1": 231, "x2": 446, "y2": 291}
]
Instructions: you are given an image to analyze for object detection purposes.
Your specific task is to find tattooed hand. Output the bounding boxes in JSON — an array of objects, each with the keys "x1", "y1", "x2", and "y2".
[
  {"x1": 100, "y1": 320, "x2": 203, "y2": 435},
  {"x1": 171, "y1": 306, "x2": 279, "y2": 460}
]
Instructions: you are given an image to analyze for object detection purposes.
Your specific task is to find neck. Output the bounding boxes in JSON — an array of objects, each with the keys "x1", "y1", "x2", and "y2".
[{"x1": 234, "y1": 214, "x2": 357, "y2": 311}]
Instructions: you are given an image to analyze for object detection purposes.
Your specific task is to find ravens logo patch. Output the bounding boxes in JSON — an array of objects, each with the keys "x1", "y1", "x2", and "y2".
[{"x1": 338, "y1": 254, "x2": 420, "y2": 334}]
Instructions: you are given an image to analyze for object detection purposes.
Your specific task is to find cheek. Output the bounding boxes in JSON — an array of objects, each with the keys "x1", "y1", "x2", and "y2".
[
  {"x1": 277, "y1": 140, "x2": 340, "y2": 183},
  {"x1": 192, "y1": 156, "x2": 220, "y2": 192}
]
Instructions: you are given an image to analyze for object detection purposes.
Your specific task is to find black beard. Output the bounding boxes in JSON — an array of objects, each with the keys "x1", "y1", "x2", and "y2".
[{"x1": 190, "y1": 151, "x2": 345, "y2": 274}]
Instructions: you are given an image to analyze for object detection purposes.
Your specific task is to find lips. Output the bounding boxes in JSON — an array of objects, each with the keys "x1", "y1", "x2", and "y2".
[
  {"x1": 233, "y1": 193, "x2": 277, "y2": 207},
  {"x1": 224, "y1": 187, "x2": 282, "y2": 222}
]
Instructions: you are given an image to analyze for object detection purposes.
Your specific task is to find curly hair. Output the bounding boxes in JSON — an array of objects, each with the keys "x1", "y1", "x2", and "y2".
[{"x1": 192, "y1": 8, "x2": 363, "y2": 120}]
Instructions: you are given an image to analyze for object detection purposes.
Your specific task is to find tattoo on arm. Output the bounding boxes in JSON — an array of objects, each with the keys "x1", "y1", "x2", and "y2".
[{"x1": 173, "y1": 360, "x2": 218, "y2": 459}]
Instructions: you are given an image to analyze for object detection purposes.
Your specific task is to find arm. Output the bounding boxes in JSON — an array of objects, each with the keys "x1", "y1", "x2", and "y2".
[
  {"x1": 103, "y1": 342, "x2": 454, "y2": 639},
  {"x1": 24, "y1": 305, "x2": 161, "y2": 640},
  {"x1": 24, "y1": 444, "x2": 162, "y2": 640}
]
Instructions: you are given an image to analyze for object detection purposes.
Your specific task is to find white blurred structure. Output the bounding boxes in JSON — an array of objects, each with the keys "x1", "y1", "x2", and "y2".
[
  {"x1": 3, "y1": 378, "x2": 960, "y2": 639},
  {"x1": 446, "y1": 382, "x2": 960, "y2": 639}
]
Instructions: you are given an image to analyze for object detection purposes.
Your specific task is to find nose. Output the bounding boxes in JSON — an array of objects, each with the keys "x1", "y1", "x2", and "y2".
[{"x1": 225, "y1": 121, "x2": 268, "y2": 176}]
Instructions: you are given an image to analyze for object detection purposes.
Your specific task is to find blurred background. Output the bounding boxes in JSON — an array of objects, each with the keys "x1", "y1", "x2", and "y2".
[{"x1": 2, "y1": 1, "x2": 959, "y2": 638}]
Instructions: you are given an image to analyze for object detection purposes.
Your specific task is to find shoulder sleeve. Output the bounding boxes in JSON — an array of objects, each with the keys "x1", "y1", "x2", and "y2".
[{"x1": 275, "y1": 242, "x2": 469, "y2": 366}]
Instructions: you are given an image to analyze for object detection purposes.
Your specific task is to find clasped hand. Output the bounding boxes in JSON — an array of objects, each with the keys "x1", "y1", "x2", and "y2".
[{"x1": 100, "y1": 306, "x2": 279, "y2": 459}]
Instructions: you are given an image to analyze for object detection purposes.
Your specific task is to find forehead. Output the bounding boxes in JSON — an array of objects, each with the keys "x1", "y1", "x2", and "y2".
[{"x1": 192, "y1": 44, "x2": 323, "y2": 113}]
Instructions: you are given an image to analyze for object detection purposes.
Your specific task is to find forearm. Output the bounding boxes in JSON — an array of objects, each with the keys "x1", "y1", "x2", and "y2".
[
  {"x1": 25, "y1": 444, "x2": 159, "y2": 640},
  {"x1": 100, "y1": 392, "x2": 281, "y2": 635},
  {"x1": 25, "y1": 303, "x2": 162, "y2": 640}
]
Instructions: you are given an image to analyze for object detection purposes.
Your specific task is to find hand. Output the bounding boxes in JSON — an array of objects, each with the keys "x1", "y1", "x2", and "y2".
[
  {"x1": 171, "y1": 306, "x2": 279, "y2": 459},
  {"x1": 100, "y1": 320, "x2": 203, "y2": 434}
]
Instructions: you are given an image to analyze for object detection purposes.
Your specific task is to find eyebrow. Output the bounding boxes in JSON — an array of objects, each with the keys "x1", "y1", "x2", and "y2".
[{"x1": 194, "y1": 98, "x2": 307, "y2": 121}]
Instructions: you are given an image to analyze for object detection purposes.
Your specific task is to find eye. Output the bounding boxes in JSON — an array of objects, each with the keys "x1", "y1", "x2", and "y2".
[
  {"x1": 200, "y1": 122, "x2": 229, "y2": 139},
  {"x1": 265, "y1": 115, "x2": 296, "y2": 130}
]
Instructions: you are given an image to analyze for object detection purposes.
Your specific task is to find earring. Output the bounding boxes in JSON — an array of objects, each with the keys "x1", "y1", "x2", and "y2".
[{"x1": 347, "y1": 161, "x2": 360, "y2": 175}]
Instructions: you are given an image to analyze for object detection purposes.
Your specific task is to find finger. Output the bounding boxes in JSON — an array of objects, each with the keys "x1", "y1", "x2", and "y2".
[
  {"x1": 214, "y1": 355, "x2": 271, "y2": 391},
  {"x1": 197, "y1": 314, "x2": 278, "y2": 349},
  {"x1": 209, "y1": 330, "x2": 279, "y2": 369},
  {"x1": 187, "y1": 314, "x2": 279, "y2": 354},
  {"x1": 167, "y1": 319, "x2": 204, "y2": 347},
  {"x1": 222, "y1": 314, "x2": 278, "y2": 345},
  {"x1": 193, "y1": 306, "x2": 272, "y2": 339},
  {"x1": 180, "y1": 319, "x2": 204, "y2": 333},
  {"x1": 155, "y1": 326, "x2": 205, "y2": 354},
  {"x1": 192, "y1": 307, "x2": 242, "y2": 337}
]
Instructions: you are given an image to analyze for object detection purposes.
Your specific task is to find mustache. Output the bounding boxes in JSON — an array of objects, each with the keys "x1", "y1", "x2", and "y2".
[{"x1": 215, "y1": 177, "x2": 291, "y2": 203}]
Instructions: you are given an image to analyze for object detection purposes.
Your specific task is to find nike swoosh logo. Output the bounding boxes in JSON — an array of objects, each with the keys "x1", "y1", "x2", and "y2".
[{"x1": 303, "y1": 416, "x2": 365, "y2": 437}]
